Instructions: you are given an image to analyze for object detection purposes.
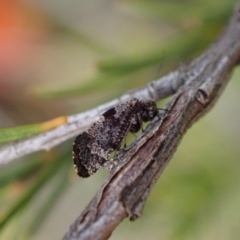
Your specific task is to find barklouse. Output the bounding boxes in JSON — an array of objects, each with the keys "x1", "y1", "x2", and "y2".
[{"x1": 72, "y1": 98, "x2": 158, "y2": 178}]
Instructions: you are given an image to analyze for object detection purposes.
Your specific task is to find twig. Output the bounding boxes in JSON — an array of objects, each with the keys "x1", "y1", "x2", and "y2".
[
  {"x1": 0, "y1": 71, "x2": 182, "y2": 164},
  {"x1": 62, "y1": 4, "x2": 240, "y2": 240}
]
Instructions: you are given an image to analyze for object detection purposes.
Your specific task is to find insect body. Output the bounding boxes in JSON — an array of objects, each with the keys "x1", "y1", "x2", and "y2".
[{"x1": 72, "y1": 98, "x2": 158, "y2": 178}]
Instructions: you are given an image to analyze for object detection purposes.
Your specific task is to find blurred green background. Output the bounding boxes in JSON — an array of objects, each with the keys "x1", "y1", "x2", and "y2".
[{"x1": 0, "y1": 0, "x2": 239, "y2": 239}]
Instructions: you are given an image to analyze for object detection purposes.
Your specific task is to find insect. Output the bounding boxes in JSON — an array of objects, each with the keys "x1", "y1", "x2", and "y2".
[{"x1": 72, "y1": 98, "x2": 158, "y2": 178}]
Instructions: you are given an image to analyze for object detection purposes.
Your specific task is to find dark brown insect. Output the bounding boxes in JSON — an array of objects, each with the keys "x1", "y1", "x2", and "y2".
[{"x1": 72, "y1": 98, "x2": 158, "y2": 178}]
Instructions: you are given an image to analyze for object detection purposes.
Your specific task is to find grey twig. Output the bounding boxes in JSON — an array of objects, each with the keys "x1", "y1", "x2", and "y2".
[
  {"x1": 0, "y1": 64, "x2": 181, "y2": 165},
  {"x1": 1, "y1": 12, "x2": 218, "y2": 166},
  {"x1": 62, "y1": 4, "x2": 240, "y2": 240}
]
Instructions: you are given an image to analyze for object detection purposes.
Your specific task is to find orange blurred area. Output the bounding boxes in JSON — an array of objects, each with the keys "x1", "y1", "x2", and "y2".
[
  {"x1": 0, "y1": 0, "x2": 66, "y2": 126},
  {"x1": 0, "y1": 0, "x2": 49, "y2": 80}
]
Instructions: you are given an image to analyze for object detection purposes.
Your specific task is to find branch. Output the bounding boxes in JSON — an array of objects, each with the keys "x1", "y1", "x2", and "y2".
[
  {"x1": 62, "y1": 4, "x2": 240, "y2": 240},
  {"x1": 0, "y1": 70, "x2": 181, "y2": 165}
]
